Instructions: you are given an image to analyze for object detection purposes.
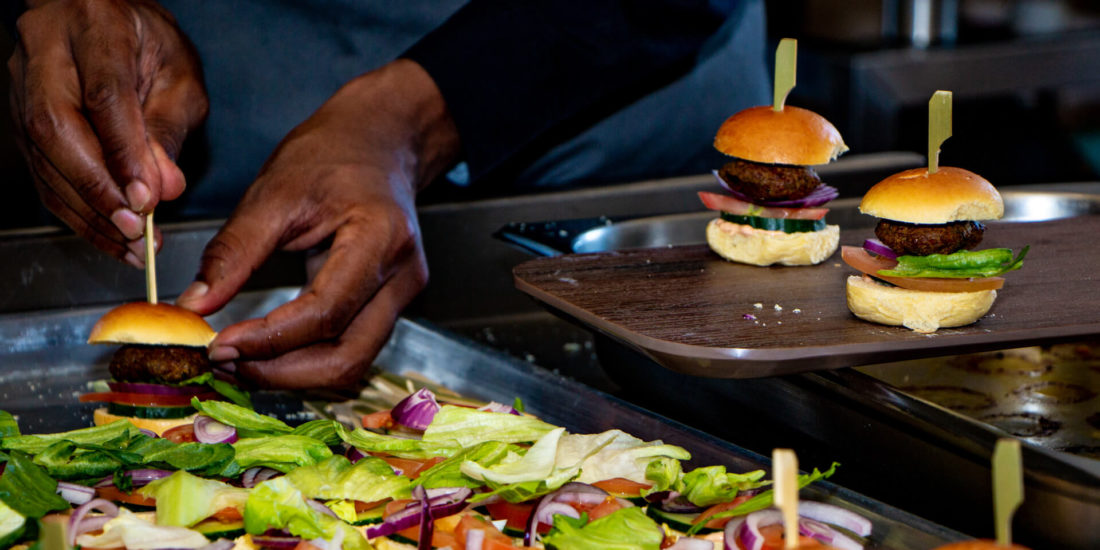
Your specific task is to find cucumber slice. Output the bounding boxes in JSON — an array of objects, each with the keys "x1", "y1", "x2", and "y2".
[
  {"x1": 192, "y1": 518, "x2": 245, "y2": 540},
  {"x1": 644, "y1": 506, "x2": 715, "y2": 534},
  {"x1": 720, "y1": 213, "x2": 826, "y2": 233},
  {"x1": 106, "y1": 402, "x2": 196, "y2": 419},
  {"x1": 353, "y1": 504, "x2": 387, "y2": 526}
]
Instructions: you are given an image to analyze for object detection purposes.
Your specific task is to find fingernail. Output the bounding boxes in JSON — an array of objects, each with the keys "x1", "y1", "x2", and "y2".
[
  {"x1": 208, "y1": 346, "x2": 239, "y2": 362},
  {"x1": 123, "y1": 251, "x2": 143, "y2": 269},
  {"x1": 111, "y1": 209, "x2": 144, "y2": 240},
  {"x1": 126, "y1": 180, "x2": 150, "y2": 211},
  {"x1": 178, "y1": 281, "x2": 208, "y2": 303}
]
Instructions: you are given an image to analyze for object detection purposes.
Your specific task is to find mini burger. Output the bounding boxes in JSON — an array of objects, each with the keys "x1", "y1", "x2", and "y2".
[
  {"x1": 83, "y1": 302, "x2": 222, "y2": 435},
  {"x1": 842, "y1": 167, "x2": 1027, "y2": 333},
  {"x1": 701, "y1": 104, "x2": 848, "y2": 266}
]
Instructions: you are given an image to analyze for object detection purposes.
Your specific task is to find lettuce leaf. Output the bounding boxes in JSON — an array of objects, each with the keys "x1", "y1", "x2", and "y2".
[
  {"x1": 284, "y1": 455, "x2": 411, "y2": 502},
  {"x1": 178, "y1": 373, "x2": 252, "y2": 409},
  {"x1": 0, "y1": 498, "x2": 26, "y2": 549},
  {"x1": 685, "y1": 462, "x2": 840, "y2": 535},
  {"x1": 415, "y1": 441, "x2": 516, "y2": 489},
  {"x1": 461, "y1": 427, "x2": 565, "y2": 485},
  {"x1": 0, "y1": 420, "x2": 134, "y2": 455},
  {"x1": 422, "y1": 405, "x2": 558, "y2": 447},
  {"x1": 32, "y1": 441, "x2": 121, "y2": 480},
  {"x1": 140, "y1": 470, "x2": 248, "y2": 527},
  {"x1": 245, "y1": 477, "x2": 368, "y2": 550},
  {"x1": 642, "y1": 458, "x2": 683, "y2": 496},
  {"x1": 542, "y1": 507, "x2": 663, "y2": 550},
  {"x1": 191, "y1": 399, "x2": 293, "y2": 436},
  {"x1": 339, "y1": 426, "x2": 461, "y2": 460},
  {"x1": 232, "y1": 435, "x2": 333, "y2": 473},
  {"x1": 571, "y1": 431, "x2": 690, "y2": 485},
  {"x1": 75, "y1": 508, "x2": 210, "y2": 549},
  {"x1": 0, "y1": 452, "x2": 68, "y2": 519},
  {"x1": 0, "y1": 411, "x2": 19, "y2": 440},
  {"x1": 681, "y1": 465, "x2": 768, "y2": 507},
  {"x1": 290, "y1": 419, "x2": 344, "y2": 446}
]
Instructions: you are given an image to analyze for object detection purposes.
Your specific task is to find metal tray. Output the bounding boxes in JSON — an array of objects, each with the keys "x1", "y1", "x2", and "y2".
[{"x1": 0, "y1": 288, "x2": 963, "y2": 549}]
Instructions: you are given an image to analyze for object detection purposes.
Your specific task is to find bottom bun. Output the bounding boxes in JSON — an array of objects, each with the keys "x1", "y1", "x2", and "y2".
[
  {"x1": 93, "y1": 407, "x2": 196, "y2": 436},
  {"x1": 706, "y1": 218, "x2": 839, "y2": 266},
  {"x1": 846, "y1": 275, "x2": 996, "y2": 333}
]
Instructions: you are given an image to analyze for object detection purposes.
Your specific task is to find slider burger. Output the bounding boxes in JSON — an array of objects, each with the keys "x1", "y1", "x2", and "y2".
[
  {"x1": 84, "y1": 302, "x2": 220, "y2": 435},
  {"x1": 842, "y1": 167, "x2": 1027, "y2": 333},
  {"x1": 701, "y1": 104, "x2": 848, "y2": 266}
]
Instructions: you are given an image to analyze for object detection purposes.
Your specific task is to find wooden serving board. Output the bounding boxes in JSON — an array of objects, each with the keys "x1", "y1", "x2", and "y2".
[{"x1": 513, "y1": 216, "x2": 1100, "y2": 378}]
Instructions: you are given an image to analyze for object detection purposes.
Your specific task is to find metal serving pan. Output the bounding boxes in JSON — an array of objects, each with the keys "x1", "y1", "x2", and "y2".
[
  {"x1": 0, "y1": 288, "x2": 963, "y2": 548},
  {"x1": 500, "y1": 187, "x2": 1100, "y2": 548}
]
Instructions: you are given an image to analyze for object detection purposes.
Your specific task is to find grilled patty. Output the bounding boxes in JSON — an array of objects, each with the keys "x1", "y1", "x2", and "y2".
[
  {"x1": 718, "y1": 159, "x2": 821, "y2": 202},
  {"x1": 109, "y1": 344, "x2": 211, "y2": 384},
  {"x1": 875, "y1": 220, "x2": 986, "y2": 256}
]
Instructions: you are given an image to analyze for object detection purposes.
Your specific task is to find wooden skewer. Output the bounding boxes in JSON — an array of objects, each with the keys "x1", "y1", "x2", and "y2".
[
  {"x1": 145, "y1": 211, "x2": 157, "y2": 305},
  {"x1": 773, "y1": 448, "x2": 799, "y2": 549},
  {"x1": 928, "y1": 90, "x2": 952, "y2": 174},
  {"x1": 773, "y1": 38, "x2": 797, "y2": 112},
  {"x1": 993, "y1": 438, "x2": 1023, "y2": 547}
]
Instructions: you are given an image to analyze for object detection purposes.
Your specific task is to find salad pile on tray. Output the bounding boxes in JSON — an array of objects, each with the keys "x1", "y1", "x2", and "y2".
[{"x1": 0, "y1": 381, "x2": 871, "y2": 550}]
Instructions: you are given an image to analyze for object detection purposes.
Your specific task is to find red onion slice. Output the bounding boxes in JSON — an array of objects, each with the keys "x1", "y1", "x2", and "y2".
[
  {"x1": 723, "y1": 517, "x2": 746, "y2": 550},
  {"x1": 194, "y1": 415, "x2": 238, "y2": 444},
  {"x1": 415, "y1": 486, "x2": 433, "y2": 550},
  {"x1": 308, "y1": 499, "x2": 340, "y2": 519},
  {"x1": 798, "y1": 501, "x2": 873, "y2": 538},
  {"x1": 733, "y1": 507, "x2": 868, "y2": 550},
  {"x1": 250, "y1": 535, "x2": 301, "y2": 549},
  {"x1": 525, "y1": 482, "x2": 610, "y2": 545},
  {"x1": 476, "y1": 401, "x2": 522, "y2": 416},
  {"x1": 862, "y1": 238, "x2": 897, "y2": 260},
  {"x1": 107, "y1": 381, "x2": 209, "y2": 396},
  {"x1": 199, "y1": 540, "x2": 237, "y2": 550},
  {"x1": 68, "y1": 498, "x2": 119, "y2": 547},
  {"x1": 713, "y1": 170, "x2": 838, "y2": 208},
  {"x1": 241, "y1": 466, "x2": 282, "y2": 488},
  {"x1": 94, "y1": 468, "x2": 173, "y2": 488},
  {"x1": 533, "y1": 501, "x2": 581, "y2": 527},
  {"x1": 57, "y1": 481, "x2": 96, "y2": 505},
  {"x1": 669, "y1": 537, "x2": 718, "y2": 550},
  {"x1": 364, "y1": 487, "x2": 472, "y2": 539},
  {"x1": 391, "y1": 388, "x2": 441, "y2": 431}
]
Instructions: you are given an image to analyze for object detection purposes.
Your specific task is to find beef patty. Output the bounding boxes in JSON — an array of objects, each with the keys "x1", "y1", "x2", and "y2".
[
  {"x1": 109, "y1": 344, "x2": 211, "y2": 384},
  {"x1": 875, "y1": 219, "x2": 986, "y2": 256},
  {"x1": 718, "y1": 159, "x2": 822, "y2": 202}
]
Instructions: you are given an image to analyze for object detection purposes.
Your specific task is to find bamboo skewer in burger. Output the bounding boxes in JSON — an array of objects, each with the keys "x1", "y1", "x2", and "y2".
[
  {"x1": 842, "y1": 91, "x2": 1027, "y2": 333},
  {"x1": 85, "y1": 211, "x2": 222, "y2": 435},
  {"x1": 701, "y1": 38, "x2": 848, "y2": 266},
  {"x1": 932, "y1": 438, "x2": 1031, "y2": 550}
]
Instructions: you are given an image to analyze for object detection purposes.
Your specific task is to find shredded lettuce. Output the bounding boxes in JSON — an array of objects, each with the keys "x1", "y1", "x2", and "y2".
[
  {"x1": 284, "y1": 455, "x2": 411, "y2": 502},
  {"x1": 339, "y1": 426, "x2": 461, "y2": 460},
  {"x1": 0, "y1": 452, "x2": 68, "y2": 519},
  {"x1": 422, "y1": 405, "x2": 558, "y2": 447},
  {"x1": 140, "y1": 470, "x2": 248, "y2": 527},
  {"x1": 542, "y1": 507, "x2": 664, "y2": 550},
  {"x1": 681, "y1": 465, "x2": 768, "y2": 507},
  {"x1": 231, "y1": 435, "x2": 333, "y2": 473},
  {"x1": 190, "y1": 399, "x2": 293, "y2": 436},
  {"x1": 245, "y1": 477, "x2": 368, "y2": 550}
]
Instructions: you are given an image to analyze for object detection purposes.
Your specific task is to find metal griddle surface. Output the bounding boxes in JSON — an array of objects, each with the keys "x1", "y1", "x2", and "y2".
[{"x1": 513, "y1": 193, "x2": 1100, "y2": 378}]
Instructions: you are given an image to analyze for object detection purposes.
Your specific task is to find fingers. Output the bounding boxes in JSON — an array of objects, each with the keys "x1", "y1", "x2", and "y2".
[
  {"x1": 176, "y1": 203, "x2": 286, "y2": 316},
  {"x1": 207, "y1": 214, "x2": 418, "y2": 360},
  {"x1": 232, "y1": 262, "x2": 425, "y2": 389}
]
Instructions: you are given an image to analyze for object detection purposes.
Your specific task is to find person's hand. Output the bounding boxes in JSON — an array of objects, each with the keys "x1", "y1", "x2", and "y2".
[
  {"x1": 177, "y1": 60, "x2": 460, "y2": 389},
  {"x1": 8, "y1": 0, "x2": 207, "y2": 265}
]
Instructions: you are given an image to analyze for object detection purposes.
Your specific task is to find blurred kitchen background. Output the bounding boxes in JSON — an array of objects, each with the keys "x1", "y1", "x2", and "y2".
[{"x1": 1, "y1": 0, "x2": 1100, "y2": 231}]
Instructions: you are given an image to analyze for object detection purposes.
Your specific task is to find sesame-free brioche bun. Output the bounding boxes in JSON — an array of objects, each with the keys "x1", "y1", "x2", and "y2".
[
  {"x1": 846, "y1": 275, "x2": 996, "y2": 333},
  {"x1": 88, "y1": 302, "x2": 216, "y2": 347},
  {"x1": 706, "y1": 218, "x2": 839, "y2": 266},
  {"x1": 859, "y1": 166, "x2": 1004, "y2": 224},
  {"x1": 92, "y1": 407, "x2": 197, "y2": 436},
  {"x1": 714, "y1": 105, "x2": 848, "y2": 166}
]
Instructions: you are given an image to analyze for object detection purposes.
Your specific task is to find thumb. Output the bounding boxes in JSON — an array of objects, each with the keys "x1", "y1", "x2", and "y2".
[{"x1": 176, "y1": 207, "x2": 282, "y2": 315}]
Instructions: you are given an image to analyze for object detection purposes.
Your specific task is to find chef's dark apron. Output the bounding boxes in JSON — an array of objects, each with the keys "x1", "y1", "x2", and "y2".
[{"x1": 159, "y1": 0, "x2": 768, "y2": 219}]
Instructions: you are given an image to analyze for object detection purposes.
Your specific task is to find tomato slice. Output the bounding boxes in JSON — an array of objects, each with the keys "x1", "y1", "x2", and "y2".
[
  {"x1": 80, "y1": 391, "x2": 220, "y2": 407},
  {"x1": 362, "y1": 410, "x2": 395, "y2": 430},
  {"x1": 693, "y1": 495, "x2": 751, "y2": 530},
  {"x1": 591, "y1": 478, "x2": 651, "y2": 498},
  {"x1": 210, "y1": 507, "x2": 243, "y2": 522},
  {"x1": 96, "y1": 486, "x2": 156, "y2": 507},
  {"x1": 162, "y1": 424, "x2": 197, "y2": 443},
  {"x1": 454, "y1": 514, "x2": 518, "y2": 550},
  {"x1": 757, "y1": 523, "x2": 824, "y2": 549},
  {"x1": 381, "y1": 456, "x2": 444, "y2": 479},
  {"x1": 841, "y1": 246, "x2": 1005, "y2": 292},
  {"x1": 698, "y1": 192, "x2": 828, "y2": 220},
  {"x1": 584, "y1": 497, "x2": 626, "y2": 521},
  {"x1": 485, "y1": 499, "x2": 534, "y2": 531}
]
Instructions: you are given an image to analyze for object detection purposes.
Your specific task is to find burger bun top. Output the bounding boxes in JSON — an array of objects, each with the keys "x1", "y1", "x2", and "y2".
[
  {"x1": 87, "y1": 302, "x2": 216, "y2": 347},
  {"x1": 714, "y1": 105, "x2": 848, "y2": 166},
  {"x1": 859, "y1": 166, "x2": 1004, "y2": 224}
]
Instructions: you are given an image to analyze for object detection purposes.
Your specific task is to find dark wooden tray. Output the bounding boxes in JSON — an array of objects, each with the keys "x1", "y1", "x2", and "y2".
[{"x1": 513, "y1": 215, "x2": 1100, "y2": 378}]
